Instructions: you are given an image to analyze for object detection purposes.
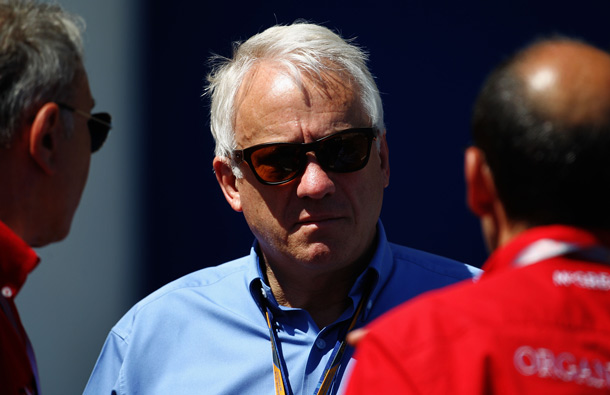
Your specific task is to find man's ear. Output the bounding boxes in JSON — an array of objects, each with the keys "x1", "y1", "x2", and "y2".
[
  {"x1": 213, "y1": 156, "x2": 243, "y2": 212},
  {"x1": 29, "y1": 102, "x2": 62, "y2": 175},
  {"x1": 464, "y1": 146, "x2": 497, "y2": 217},
  {"x1": 377, "y1": 131, "x2": 390, "y2": 188}
]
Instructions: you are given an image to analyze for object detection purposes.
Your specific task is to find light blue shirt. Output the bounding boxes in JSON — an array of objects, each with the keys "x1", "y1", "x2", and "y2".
[{"x1": 84, "y1": 221, "x2": 480, "y2": 394}]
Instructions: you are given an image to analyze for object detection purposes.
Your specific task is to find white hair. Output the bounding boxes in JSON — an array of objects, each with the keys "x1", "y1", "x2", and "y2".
[{"x1": 205, "y1": 22, "x2": 385, "y2": 176}]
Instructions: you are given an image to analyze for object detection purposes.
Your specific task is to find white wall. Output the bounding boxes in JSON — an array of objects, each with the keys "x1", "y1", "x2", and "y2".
[{"x1": 16, "y1": 0, "x2": 143, "y2": 393}]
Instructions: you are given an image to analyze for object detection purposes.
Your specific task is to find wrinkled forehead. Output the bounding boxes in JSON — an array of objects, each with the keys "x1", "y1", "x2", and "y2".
[
  {"x1": 233, "y1": 61, "x2": 368, "y2": 145},
  {"x1": 235, "y1": 60, "x2": 360, "y2": 109}
]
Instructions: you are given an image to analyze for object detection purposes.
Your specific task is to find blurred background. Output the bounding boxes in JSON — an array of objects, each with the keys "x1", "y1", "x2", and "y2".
[{"x1": 15, "y1": 0, "x2": 610, "y2": 393}]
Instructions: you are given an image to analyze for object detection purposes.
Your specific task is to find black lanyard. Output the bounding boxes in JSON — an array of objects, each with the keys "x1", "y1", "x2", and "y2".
[{"x1": 253, "y1": 275, "x2": 374, "y2": 395}]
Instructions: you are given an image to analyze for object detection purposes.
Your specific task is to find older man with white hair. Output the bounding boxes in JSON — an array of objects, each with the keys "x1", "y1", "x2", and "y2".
[{"x1": 85, "y1": 22, "x2": 479, "y2": 395}]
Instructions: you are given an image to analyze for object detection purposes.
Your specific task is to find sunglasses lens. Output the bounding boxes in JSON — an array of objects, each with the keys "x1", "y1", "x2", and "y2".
[
  {"x1": 240, "y1": 128, "x2": 374, "y2": 185},
  {"x1": 88, "y1": 113, "x2": 111, "y2": 153},
  {"x1": 249, "y1": 144, "x2": 302, "y2": 183},
  {"x1": 318, "y1": 131, "x2": 372, "y2": 172}
]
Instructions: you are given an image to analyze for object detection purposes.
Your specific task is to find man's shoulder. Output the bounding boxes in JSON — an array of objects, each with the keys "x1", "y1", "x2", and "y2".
[
  {"x1": 388, "y1": 242, "x2": 482, "y2": 280},
  {"x1": 364, "y1": 257, "x2": 610, "y2": 362},
  {"x1": 369, "y1": 255, "x2": 604, "y2": 340},
  {"x1": 141, "y1": 256, "x2": 251, "y2": 302},
  {"x1": 112, "y1": 256, "x2": 254, "y2": 335}
]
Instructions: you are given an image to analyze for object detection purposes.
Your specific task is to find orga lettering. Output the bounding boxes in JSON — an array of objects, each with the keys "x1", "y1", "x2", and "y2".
[{"x1": 513, "y1": 345, "x2": 610, "y2": 389}]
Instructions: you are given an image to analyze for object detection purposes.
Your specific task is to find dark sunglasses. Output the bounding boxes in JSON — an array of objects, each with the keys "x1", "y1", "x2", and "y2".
[
  {"x1": 233, "y1": 127, "x2": 377, "y2": 185},
  {"x1": 57, "y1": 102, "x2": 112, "y2": 153}
]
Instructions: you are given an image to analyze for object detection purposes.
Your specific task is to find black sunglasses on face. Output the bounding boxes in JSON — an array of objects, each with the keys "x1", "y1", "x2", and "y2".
[
  {"x1": 57, "y1": 102, "x2": 112, "y2": 153},
  {"x1": 232, "y1": 127, "x2": 377, "y2": 185}
]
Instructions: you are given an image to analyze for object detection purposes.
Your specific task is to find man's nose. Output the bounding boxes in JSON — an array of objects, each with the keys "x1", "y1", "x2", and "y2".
[{"x1": 296, "y1": 155, "x2": 335, "y2": 199}]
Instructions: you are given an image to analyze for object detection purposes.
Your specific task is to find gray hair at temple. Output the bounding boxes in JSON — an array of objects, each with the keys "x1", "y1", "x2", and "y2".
[
  {"x1": 0, "y1": 0, "x2": 85, "y2": 145},
  {"x1": 205, "y1": 22, "x2": 385, "y2": 177}
]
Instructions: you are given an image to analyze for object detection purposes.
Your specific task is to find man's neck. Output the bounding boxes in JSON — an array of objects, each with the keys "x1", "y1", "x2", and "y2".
[{"x1": 262, "y1": 251, "x2": 373, "y2": 329}]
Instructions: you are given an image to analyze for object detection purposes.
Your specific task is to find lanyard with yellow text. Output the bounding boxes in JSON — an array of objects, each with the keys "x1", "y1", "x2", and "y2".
[{"x1": 254, "y1": 276, "x2": 374, "y2": 395}]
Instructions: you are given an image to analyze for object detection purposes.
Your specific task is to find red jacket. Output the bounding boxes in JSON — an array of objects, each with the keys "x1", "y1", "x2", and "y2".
[
  {"x1": 0, "y1": 221, "x2": 40, "y2": 394},
  {"x1": 346, "y1": 225, "x2": 610, "y2": 394}
]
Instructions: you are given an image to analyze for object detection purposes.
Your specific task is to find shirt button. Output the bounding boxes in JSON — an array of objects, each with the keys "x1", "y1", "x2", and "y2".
[
  {"x1": 2, "y1": 286, "x2": 13, "y2": 298},
  {"x1": 315, "y1": 338, "x2": 326, "y2": 349}
]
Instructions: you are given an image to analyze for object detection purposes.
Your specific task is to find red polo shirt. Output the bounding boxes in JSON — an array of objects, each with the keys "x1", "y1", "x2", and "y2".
[
  {"x1": 346, "y1": 225, "x2": 610, "y2": 394},
  {"x1": 0, "y1": 220, "x2": 40, "y2": 394}
]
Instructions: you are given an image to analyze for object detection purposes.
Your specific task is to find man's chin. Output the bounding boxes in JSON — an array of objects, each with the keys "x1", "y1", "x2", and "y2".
[{"x1": 30, "y1": 226, "x2": 70, "y2": 248}]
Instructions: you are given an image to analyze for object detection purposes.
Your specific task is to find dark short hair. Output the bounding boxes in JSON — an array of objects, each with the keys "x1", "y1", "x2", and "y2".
[{"x1": 471, "y1": 40, "x2": 610, "y2": 229}]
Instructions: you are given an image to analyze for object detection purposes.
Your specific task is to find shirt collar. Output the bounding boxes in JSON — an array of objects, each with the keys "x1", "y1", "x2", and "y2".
[
  {"x1": 482, "y1": 224, "x2": 610, "y2": 276},
  {"x1": 0, "y1": 220, "x2": 40, "y2": 299}
]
